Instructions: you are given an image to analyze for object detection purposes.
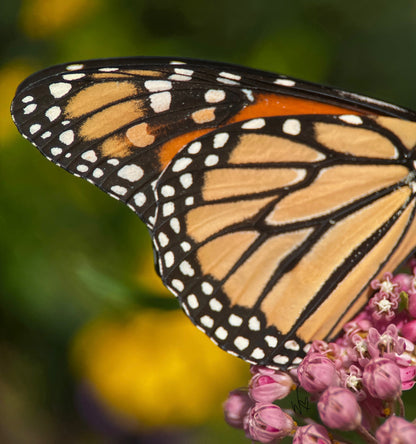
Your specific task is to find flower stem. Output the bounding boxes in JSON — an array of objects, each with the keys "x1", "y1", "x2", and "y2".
[{"x1": 356, "y1": 425, "x2": 378, "y2": 444}]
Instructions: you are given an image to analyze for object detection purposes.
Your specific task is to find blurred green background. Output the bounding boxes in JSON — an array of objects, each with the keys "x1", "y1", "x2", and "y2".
[{"x1": 2, "y1": 0, "x2": 416, "y2": 442}]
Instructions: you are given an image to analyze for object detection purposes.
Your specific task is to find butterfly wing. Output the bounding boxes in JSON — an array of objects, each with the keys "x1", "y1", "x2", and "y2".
[
  {"x1": 151, "y1": 113, "x2": 416, "y2": 366},
  {"x1": 11, "y1": 57, "x2": 416, "y2": 367},
  {"x1": 12, "y1": 57, "x2": 416, "y2": 228}
]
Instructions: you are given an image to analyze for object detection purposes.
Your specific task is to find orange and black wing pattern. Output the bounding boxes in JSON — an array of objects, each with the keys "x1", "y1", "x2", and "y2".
[{"x1": 11, "y1": 57, "x2": 416, "y2": 368}]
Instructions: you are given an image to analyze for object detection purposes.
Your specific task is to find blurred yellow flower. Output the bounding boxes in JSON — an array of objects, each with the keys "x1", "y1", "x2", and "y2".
[
  {"x1": 71, "y1": 310, "x2": 248, "y2": 429},
  {"x1": 20, "y1": 0, "x2": 98, "y2": 38},
  {"x1": 0, "y1": 61, "x2": 33, "y2": 146}
]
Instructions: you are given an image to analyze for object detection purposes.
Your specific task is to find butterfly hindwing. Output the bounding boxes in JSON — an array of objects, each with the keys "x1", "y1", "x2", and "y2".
[
  {"x1": 152, "y1": 114, "x2": 416, "y2": 366},
  {"x1": 10, "y1": 57, "x2": 416, "y2": 368}
]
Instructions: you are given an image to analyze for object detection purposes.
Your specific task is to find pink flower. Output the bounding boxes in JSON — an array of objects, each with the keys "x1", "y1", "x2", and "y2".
[
  {"x1": 249, "y1": 367, "x2": 294, "y2": 403},
  {"x1": 362, "y1": 358, "x2": 402, "y2": 400},
  {"x1": 371, "y1": 272, "x2": 398, "y2": 294},
  {"x1": 342, "y1": 365, "x2": 366, "y2": 401},
  {"x1": 292, "y1": 424, "x2": 331, "y2": 444},
  {"x1": 369, "y1": 291, "x2": 399, "y2": 321},
  {"x1": 366, "y1": 324, "x2": 405, "y2": 360},
  {"x1": 297, "y1": 353, "x2": 340, "y2": 394},
  {"x1": 223, "y1": 389, "x2": 253, "y2": 429},
  {"x1": 375, "y1": 416, "x2": 416, "y2": 444},
  {"x1": 318, "y1": 387, "x2": 362, "y2": 431},
  {"x1": 244, "y1": 403, "x2": 294, "y2": 443}
]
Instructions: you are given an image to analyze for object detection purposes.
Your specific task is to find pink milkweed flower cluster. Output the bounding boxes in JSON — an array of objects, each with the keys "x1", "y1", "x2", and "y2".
[{"x1": 223, "y1": 268, "x2": 416, "y2": 443}]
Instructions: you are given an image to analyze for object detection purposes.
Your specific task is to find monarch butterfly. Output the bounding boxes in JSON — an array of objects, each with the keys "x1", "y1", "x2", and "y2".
[{"x1": 11, "y1": 57, "x2": 416, "y2": 369}]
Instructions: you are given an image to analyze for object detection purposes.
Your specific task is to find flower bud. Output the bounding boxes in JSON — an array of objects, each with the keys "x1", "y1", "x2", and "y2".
[
  {"x1": 392, "y1": 273, "x2": 413, "y2": 292},
  {"x1": 375, "y1": 416, "x2": 416, "y2": 444},
  {"x1": 400, "y1": 365, "x2": 416, "y2": 391},
  {"x1": 245, "y1": 403, "x2": 294, "y2": 443},
  {"x1": 223, "y1": 389, "x2": 252, "y2": 429},
  {"x1": 401, "y1": 320, "x2": 416, "y2": 343},
  {"x1": 249, "y1": 367, "x2": 294, "y2": 402},
  {"x1": 318, "y1": 387, "x2": 362, "y2": 431},
  {"x1": 297, "y1": 353, "x2": 340, "y2": 394},
  {"x1": 293, "y1": 424, "x2": 331, "y2": 444},
  {"x1": 408, "y1": 293, "x2": 416, "y2": 317},
  {"x1": 362, "y1": 358, "x2": 402, "y2": 400}
]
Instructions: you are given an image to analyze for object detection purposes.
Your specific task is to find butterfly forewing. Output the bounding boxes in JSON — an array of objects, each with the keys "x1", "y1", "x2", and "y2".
[{"x1": 10, "y1": 57, "x2": 416, "y2": 368}]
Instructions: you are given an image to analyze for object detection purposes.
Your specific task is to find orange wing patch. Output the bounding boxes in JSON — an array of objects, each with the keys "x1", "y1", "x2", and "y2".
[
  {"x1": 202, "y1": 167, "x2": 306, "y2": 201},
  {"x1": 265, "y1": 165, "x2": 409, "y2": 225},
  {"x1": 262, "y1": 187, "x2": 411, "y2": 335},
  {"x1": 229, "y1": 93, "x2": 365, "y2": 123},
  {"x1": 229, "y1": 133, "x2": 325, "y2": 164},
  {"x1": 315, "y1": 122, "x2": 399, "y2": 159},
  {"x1": 65, "y1": 81, "x2": 139, "y2": 118}
]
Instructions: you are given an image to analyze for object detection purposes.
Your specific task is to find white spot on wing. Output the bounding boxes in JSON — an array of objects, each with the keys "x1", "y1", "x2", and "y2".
[
  {"x1": 205, "y1": 154, "x2": 219, "y2": 166},
  {"x1": 339, "y1": 115, "x2": 363, "y2": 125},
  {"x1": 45, "y1": 106, "x2": 61, "y2": 121},
  {"x1": 274, "y1": 78, "x2": 296, "y2": 87},
  {"x1": 242, "y1": 118, "x2": 265, "y2": 129},
  {"x1": 179, "y1": 173, "x2": 193, "y2": 189},
  {"x1": 172, "y1": 157, "x2": 192, "y2": 172},
  {"x1": 66, "y1": 64, "x2": 84, "y2": 71},
  {"x1": 50, "y1": 147, "x2": 62, "y2": 156},
  {"x1": 234, "y1": 336, "x2": 249, "y2": 350},
  {"x1": 229, "y1": 314, "x2": 243, "y2": 326},
  {"x1": 29, "y1": 124, "x2": 41, "y2": 134},
  {"x1": 188, "y1": 142, "x2": 202, "y2": 154},
  {"x1": 219, "y1": 71, "x2": 241, "y2": 81},
  {"x1": 284, "y1": 340, "x2": 300, "y2": 351},
  {"x1": 161, "y1": 185, "x2": 175, "y2": 197},
  {"x1": 283, "y1": 119, "x2": 301, "y2": 135},
  {"x1": 201, "y1": 282, "x2": 213, "y2": 295},
  {"x1": 81, "y1": 150, "x2": 98, "y2": 162},
  {"x1": 24, "y1": 103, "x2": 37, "y2": 114},
  {"x1": 117, "y1": 164, "x2": 144, "y2": 182},
  {"x1": 215, "y1": 327, "x2": 228, "y2": 340},
  {"x1": 205, "y1": 89, "x2": 226, "y2": 103},
  {"x1": 251, "y1": 348, "x2": 265, "y2": 359},
  {"x1": 265, "y1": 335, "x2": 278, "y2": 348},
  {"x1": 145, "y1": 80, "x2": 172, "y2": 92},
  {"x1": 63, "y1": 73, "x2": 86, "y2": 80},
  {"x1": 59, "y1": 130, "x2": 74, "y2": 145},
  {"x1": 179, "y1": 261, "x2": 194, "y2": 276},
  {"x1": 213, "y1": 132, "x2": 229, "y2": 148},
  {"x1": 201, "y1": 315, "x2": 214, "y2": 328},
  {"x1": 164, "y1": 251, "x2": 174, "y2": 268},
  {"x1": 187, "y1": 294, "x2": 199, "y2": 309},
  {"x1": 111, "y1": 185, "x2": 127, "y2": 196},
  {"x1": 150, "y1": 91, "x2": 171, "y2": 113},
  {"x1": 93, "y1": 168, "x2": 104, "y2": 178},
  {"x1": 49, "y1": 82, "x2": 72, "y2": 98},
  {"x1": 170, "y1": 218, "x2": 180, "y2": 233},
  {"x1": 181, "y1": 241, "x2": 191, "y2": 252},
  {"x1": 248, "y1": 316, "x2": 261, "y2": 331},
  {"x1": 273, "y1": 355, "x2": 289, "y2": 365},
  {"x1": 162, "y1": 202, "x2": 175, "y2": 216},
  {"x1": 158, "y1": 232, "x2": 169, "y2": 247},
  {"x1": 209, "y1": 298, "x2": 223, "y2": 312},
  {"x1": 171, "y1": 279, "x2": 184, "y2": 291},
  {"x1": 133, "y1": 192, "x2": 146, "y2": 207}
]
